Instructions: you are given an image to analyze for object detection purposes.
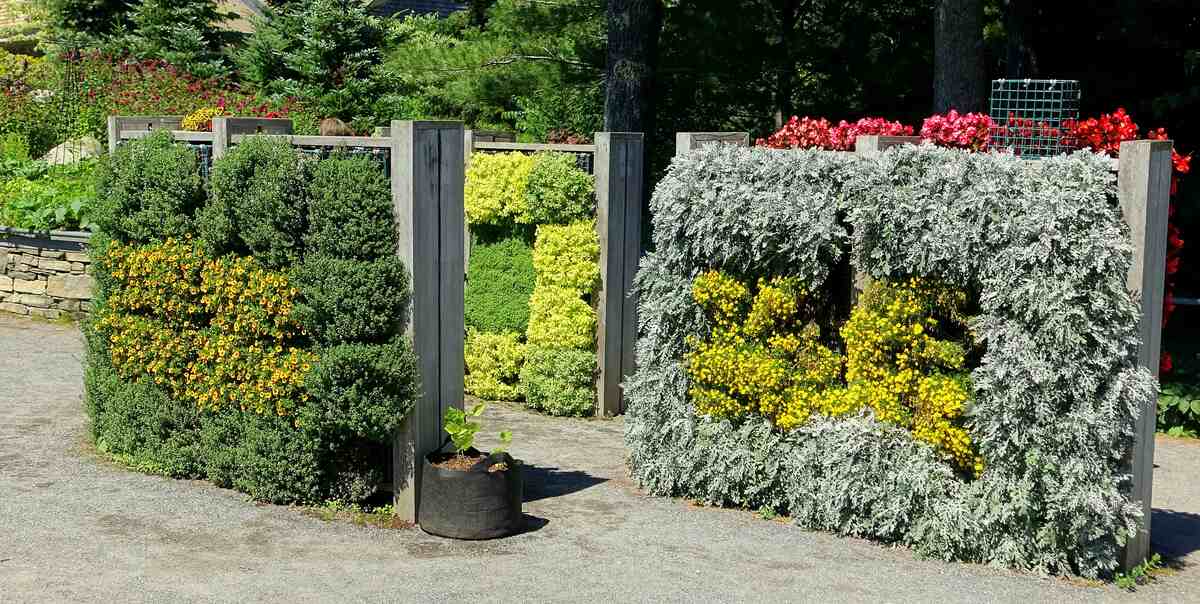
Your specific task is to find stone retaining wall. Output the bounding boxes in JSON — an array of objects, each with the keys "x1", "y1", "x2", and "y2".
[{"x1": 0, "y1": 233, "x2": 93, "y2": 320}]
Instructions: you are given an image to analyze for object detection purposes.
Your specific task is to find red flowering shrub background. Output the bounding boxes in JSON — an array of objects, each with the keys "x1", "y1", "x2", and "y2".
[{"x1": 759, "y1": 107, "x2": 1192, "y2": 374}]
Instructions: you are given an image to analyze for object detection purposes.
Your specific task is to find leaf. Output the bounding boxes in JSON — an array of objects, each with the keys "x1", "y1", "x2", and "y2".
[{"x1": 499, "y1": 430, "x2": 512, "y2": 444}]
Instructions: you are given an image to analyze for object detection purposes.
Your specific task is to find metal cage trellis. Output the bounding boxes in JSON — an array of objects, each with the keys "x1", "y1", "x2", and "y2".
[{"x1": 989, "y1": 79, "x2": 1081, "y2": 158}]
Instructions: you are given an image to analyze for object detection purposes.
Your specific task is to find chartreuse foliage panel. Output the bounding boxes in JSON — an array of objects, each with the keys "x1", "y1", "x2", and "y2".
[
  {"x1": 86, "y1": 131, "x2": 418, "y2": 504},
  {"x1": 462, "y1": 150, "x2": 598, "y2": 416},
  {"x1": 627, "y1": 143, "x2": 1152, "y2": 578}
]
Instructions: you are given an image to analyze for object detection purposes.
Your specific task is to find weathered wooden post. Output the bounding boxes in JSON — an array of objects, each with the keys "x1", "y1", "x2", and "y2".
[
  {"x1": 391, "y1": 121, "x2": 466, "y2": 521},
  {"x1": 851, "y1": 135, "x2": 923, "y2": 301},
  {"x1": 674, "y1": 132, "x2": 750, "y2": 156},
  {"x1": 594, "y1": 132, "x2": 645, "y2": 416},
  {"x1": 1118, "y1": 139, "x2": 1173, "y2": 570}
]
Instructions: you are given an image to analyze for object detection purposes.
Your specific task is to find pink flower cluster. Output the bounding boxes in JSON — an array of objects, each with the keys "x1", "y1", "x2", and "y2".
[
  {"x1": 919, "y1": 110, "x2": 994, "y2": 151},
  {"x1": 757, "y1": 116, "x2": 912, "y2": 151}
]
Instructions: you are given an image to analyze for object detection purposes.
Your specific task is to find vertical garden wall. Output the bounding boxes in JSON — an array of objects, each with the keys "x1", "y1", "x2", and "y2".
[
  {"x1": 626, "y1": 138, "x2": 1170, "y2": 577},
  {"x1": 85, "y1": 128, "x2": 418, "y2": 503},
  {"x1": 461, "y1": 134, "x2": 643, "y2": 417},
  {"x1": 86, "y1": 115, "x2": 473, "y2": 514}
]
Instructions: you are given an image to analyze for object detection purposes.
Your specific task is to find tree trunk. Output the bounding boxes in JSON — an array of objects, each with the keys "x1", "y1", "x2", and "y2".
[
  {"x1": 772, "y1": 0, "x2": 801, "y2": 128},
  {"x1": 603, "y1": 0, "x2": 663, "y2": 133},
  {"x1": 1003, "y1": 0, "x2": 1033, "y2": 78},
  {"x1": 933, "y1": 0, "x2": 986, "y2": 113}
]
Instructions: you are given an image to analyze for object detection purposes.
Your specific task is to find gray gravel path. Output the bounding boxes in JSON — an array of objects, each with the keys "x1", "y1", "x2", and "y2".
[{"x1": 2, "y1": 314, "x2": 1200, "y2": 603}]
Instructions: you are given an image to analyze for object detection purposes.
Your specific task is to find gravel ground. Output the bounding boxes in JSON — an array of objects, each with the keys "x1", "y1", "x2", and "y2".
[{"x1": 2, "y1": 313, "x2": 1200, "y2": 603}]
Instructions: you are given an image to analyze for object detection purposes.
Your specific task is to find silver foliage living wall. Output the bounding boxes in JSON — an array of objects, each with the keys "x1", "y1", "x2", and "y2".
[{"x1": 624, "y1": 143, "x2": 1156, "y2": 577}]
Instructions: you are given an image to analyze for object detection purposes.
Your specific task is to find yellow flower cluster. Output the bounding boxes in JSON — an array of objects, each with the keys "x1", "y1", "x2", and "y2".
[
  {"x1": 97, "y1": 239, "x2": 314, "y2": 415},
  {"x1": 837, "y1": 278, "x2": 980, "y2": 473},
  {"x1": 184, "y1": 332, "x2": 314, "y2": 415},
  {"x1": 685, "y1": 271, "x2": 982, "y2": 474},
  {"x1": 686, "y1": 272, "x2": 841, "y2": 426},
  {"x1": 181, "y1": 107, "x2": 225, "y2": 132}
]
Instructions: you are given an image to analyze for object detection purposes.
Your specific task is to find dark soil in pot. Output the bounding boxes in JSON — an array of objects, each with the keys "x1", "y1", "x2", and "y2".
[{"x1": 418, "y1": 447, "x2": 524, "y2": 540}]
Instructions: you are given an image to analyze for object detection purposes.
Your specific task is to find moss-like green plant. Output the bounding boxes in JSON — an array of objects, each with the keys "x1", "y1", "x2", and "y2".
[
  {"x1": 464, "y1": 329, "x2": 526, "y2": 401},
  {"x1": 525, "y1": 152, "x2": 593, "y2": 224},
  {"x1": 520, "y1": 347, "x2": 595, "y2": 416},
  {"x1": 204, "y1": 136, "x2": 312, "y2": 267},
  {"x1": 292, "y1": 255, "x2": 411, "y2": 345},
  {"x1": 532, "y1": 220, "x2": 600, "y2": 292},
  {"x1": 526, "y1": 285, "x2": 595, "y2": 350},
  {"x1": 465, "y1": 233, "x2": 536, "y2": 334}
]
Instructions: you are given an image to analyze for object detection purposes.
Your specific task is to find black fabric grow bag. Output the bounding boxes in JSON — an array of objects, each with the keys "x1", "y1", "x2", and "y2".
[{"x1": 418, "y1": 449, "x2": 524, "y2": 540}]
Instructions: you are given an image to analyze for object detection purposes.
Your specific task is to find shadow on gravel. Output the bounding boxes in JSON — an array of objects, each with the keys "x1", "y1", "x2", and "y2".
[
  {"x1": 521, "y1": 514, "x2": 550, "y2": 534},
  {"x1": 1152, "y1": 508, "x2": 1200, "y2": 561},
  {"x1": 522, "y1": 464, "x2": 607, "y2": 503}
]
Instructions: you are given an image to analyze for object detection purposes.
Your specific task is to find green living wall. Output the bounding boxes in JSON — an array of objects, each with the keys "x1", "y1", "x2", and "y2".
[
  {"x1": 462, "y1": 151, "x2": 599, "y2": 416},
  {"x1": 85, "y1": 131, "x2": 418, "y2": 503}
]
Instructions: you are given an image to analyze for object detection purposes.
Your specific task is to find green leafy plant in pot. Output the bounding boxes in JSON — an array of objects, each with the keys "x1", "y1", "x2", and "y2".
[{"x1": 417, "y1": 403, "x2": 524, "y2": 539}]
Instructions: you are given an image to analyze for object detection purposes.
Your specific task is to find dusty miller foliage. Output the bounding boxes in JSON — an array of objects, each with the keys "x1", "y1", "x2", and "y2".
[{"x1": 624, "y1": 144, "x2": 1155, "y2": 577}]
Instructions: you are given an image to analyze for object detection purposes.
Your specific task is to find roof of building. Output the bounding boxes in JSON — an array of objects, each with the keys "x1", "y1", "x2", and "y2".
[{"x1": 369, "y1": 0, "x2": 466, "y2": 19}]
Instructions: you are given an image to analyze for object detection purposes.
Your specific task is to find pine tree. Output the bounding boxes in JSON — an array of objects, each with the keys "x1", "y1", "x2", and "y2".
[{"x1": 125, "y1": 0, "x2": 238, "y2": 78}]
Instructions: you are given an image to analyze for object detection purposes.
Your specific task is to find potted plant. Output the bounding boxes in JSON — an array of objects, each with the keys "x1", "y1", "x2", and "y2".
[{"x1": 418, "y1": 403, "x2": 523, "y2": 539}]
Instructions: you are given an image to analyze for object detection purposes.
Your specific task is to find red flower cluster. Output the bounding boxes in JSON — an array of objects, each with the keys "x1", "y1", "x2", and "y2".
[
  {"x1": 1061, "y1": 108, "x2": 1139, "y2": 155},
  {"x1": 70, "y1": 53, "x2": 301, "y2": 122},
  {"x1": 758, "y1": 116, "x2": 835, "y2": 149},
  {"x1": 757, "y1": 116, "x2": 913, "y2": 151},
  {"x1": 919, "y1": 110, "x2": 994, "y2": 151}
]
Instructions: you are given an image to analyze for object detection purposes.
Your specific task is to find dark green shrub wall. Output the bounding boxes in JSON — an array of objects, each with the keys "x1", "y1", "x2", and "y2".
[
  {"x1": 86, "y1": 134, "x2": 418, "y2": 504},
  {"x1": 93, "y1": 130, "x2": 205, "y2": 243}
]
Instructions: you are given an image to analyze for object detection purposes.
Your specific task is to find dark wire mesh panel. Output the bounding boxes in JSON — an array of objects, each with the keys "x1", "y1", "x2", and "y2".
[
  {"x1": 185, "y1": 142, "x2": 213, "y2": 180},
  {"x1": 473, "y1": 148, "x2": 595, "y2": 175},
  {"x1": 989, "y1": 79, "x2": 1080, "y2": 158},
  {"x1": 294, "y1": 145, "x2": 392, "y2": 178}
]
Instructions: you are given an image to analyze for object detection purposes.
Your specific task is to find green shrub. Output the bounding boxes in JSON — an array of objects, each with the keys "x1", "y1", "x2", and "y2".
[
  {"x1": 93, "y1": 129, "x2": 204, "y2": 243},
  {"x1": 532, "y1": 220, "x2": 600, "y2": 291},
  {"x1": 300, "y1": 339, "x2": 420, "y2": 442},
  {"x1": 465, "y1": 233, "x2": 536, "y2": 334},
  {"x1": 520, "y1": 347, "x2": 595, "y2": 416},
  {"x1": 199, "y1": 410, "x2": 325, "y2": 504},
  {"x1": 525, "y1": 152, "x2": 593, "y2": 224},
  {"x1": 204, "y1": 136, "x2": 311, "y2": 267},
  {"x1": 464, "y1": 329, "x2": 526, "y2": 401},
  {"x1": 464, "y1": 151, "x2": 535, "y2": 226},
  {"x1": 84, "y1": 343, "x2": 202, "y2": 478},
  {"x1": 292, "y1": 255, "x2": 410, "y2": 344},
  {"x1": 305, "y1": 155, "x2": 397, "y2": 260},
  {"x1": 526, "y1": 285, "x2": 595, "y2": 349}
]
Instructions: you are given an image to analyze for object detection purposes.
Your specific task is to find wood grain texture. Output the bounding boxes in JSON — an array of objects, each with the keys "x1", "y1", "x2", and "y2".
[
  {"x1": 390, "y1": 121, "x2": 465, "y2": 522},
  {"x1": 1118, "y1": 139, "x2": 1173, "y2": 570},
  {"x1": 594, "y1": 132, "x2": 644, "y2": 416},
  {"x1": 674, "y1": 132, "x2": 749, "y2": 156}
]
